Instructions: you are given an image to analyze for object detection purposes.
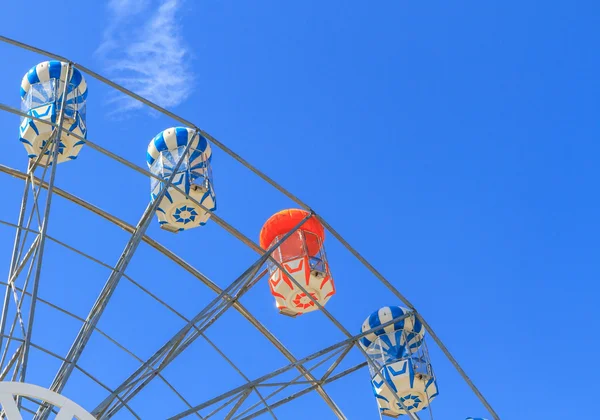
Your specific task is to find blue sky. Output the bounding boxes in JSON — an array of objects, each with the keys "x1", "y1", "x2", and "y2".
[{"x1": 0, "y1": 0, "x2": 598, "y2": 418}]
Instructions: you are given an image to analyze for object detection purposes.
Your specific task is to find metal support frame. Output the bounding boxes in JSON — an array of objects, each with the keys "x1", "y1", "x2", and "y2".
[
  {"x1": 0, "y1": 270, "x2": 201, "y2": 419},
  {"x1": 169, "y1": 312, "x2": 411, "y2": 419},
  {"x1": 0, "y1": 65, "x2": 73, "y2": 390},
  {"x1": 0, "y1": 180, "x2": 31, "y2": 354},
  {"x1": 20, "y1": 63, "x2": 73, "y2": 385},
  {"x1": 92, "y1": 211, "x2": 315, "y2": 419},
  {"x1": 0, "y1": 215, "x2": 267, "y2": 420},
  {"x1": 237, "y1": 363, "x2": 366, "y2": 420},
  {"x1": 200, "y1": 325, "x2": 277, "y2": 420},
  {"x1": 0, "y1": 35, "x2": 500, "y2": 420},
  {"x1": 0, "y1": 334, "x2": 141, "y2": 419},
  {"x1": 266, "y1": 258, "x2": 421, "y2": 419},
  {"x1": 33, "y1": 132, "x2": 199, "y2": 419},
  {"x1": 0, "y1": 162, "x2": 342, "y2": 420},
  {"x1": 231, "y1": 345, "x2": 349, "y2": 420},
  {"x1": 1, "y1": 131, "x2": 417, "y2": 420},
  {"x1": 225, "y1": 390, "x2": 251, "y2": 420}
]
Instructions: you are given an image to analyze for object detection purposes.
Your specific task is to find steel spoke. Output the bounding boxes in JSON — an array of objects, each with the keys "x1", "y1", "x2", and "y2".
[
  {"x1": 34, "y1": 133, "x2": 199, "y2": 420},
  {"x1": 93, "y1": 212, "x2": 314, "y2": 418}
]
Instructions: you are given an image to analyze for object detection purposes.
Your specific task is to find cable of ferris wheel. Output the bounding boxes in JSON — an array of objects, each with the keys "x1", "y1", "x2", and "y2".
[
  {"x1": 0, "y1": 35, "x2": 497, "y2": 417},
  {"x1": 0, "y1": 163, "x2": 342, "y2": 420}
]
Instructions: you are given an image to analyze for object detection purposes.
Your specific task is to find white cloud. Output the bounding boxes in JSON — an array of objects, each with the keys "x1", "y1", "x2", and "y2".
[
  {"x1": 108, "y1": 0, "x2": 150, "y2": 17},
  {"x1": 97, "y1": 0, "x2": 193, "y2": 115}
]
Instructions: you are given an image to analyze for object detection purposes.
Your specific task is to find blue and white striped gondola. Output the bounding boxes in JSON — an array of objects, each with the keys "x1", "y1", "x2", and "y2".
[
  {"x1": 371, "y1": 359, "x2": 439, "y2": 418},
  {"x1": 19, "y1": 61, "x2": 88, "y2": 165},
  {"x1": 360, "y1": 306, "x2": 438, "y2": 417},
  {"x1": 147, "y1": 127, "x2": 216, "y2": 232},
  {"x1": 360, "y1": 306, "x2": 424, "y2": 362}
]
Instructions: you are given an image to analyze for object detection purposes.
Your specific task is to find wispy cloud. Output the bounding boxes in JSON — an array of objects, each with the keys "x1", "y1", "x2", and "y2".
[{"x1": 97, "y1": 0, "x2": 194, "y2": 115}]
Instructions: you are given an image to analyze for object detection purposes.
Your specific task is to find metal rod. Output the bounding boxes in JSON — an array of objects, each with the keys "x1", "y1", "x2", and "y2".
[
  {"x1": 264, "y1": 257, "x2": 419, "y2": 419},
  {"x1": 0, "y1": 179, "x2": 31, "y2": 354},
  {"x1": 225, "y1": 390, "x2": 252, "y2": 420},
  {"x1": 0, "y1": 333, "x2": 141, "y2": 419},
  {"x1": 93, "y1": 211, "x2": 316, "y2": 418},
  {"x1": 34, "y1": 133, "x2": 199, "y2": 420},
  {"x1": 0, "y1": 242, "x2": 39, "y2": 369},
  {"x1": 320, "y1": 344, "x2": 353, "y2": 382},
  {"x1": 168, "y1": 312, "x2": 411, "y2": 420},
  {"x1": 20, "y1": 63, "x2": 73, "y2": 384},
  {"x1": 238, "y1": 362, "x2": 367, "y2": 420},
  {"x1": 233, "y1": 346, "x2": 347, "y2": 420},
  {"x1": 0, "y1": 36, "x2": 499, "y2": 417},
  {"x1": 0, "y1": 344, "x2": 22, "y2": 381},
  {"x1": 201, "y1": 331, "x2": 277, "y2": 420},
  {"x1": 201, "y1": 392, "x2": 242, "y2": 420},
  {"x1": 0, "y1": 273, "x2": 201, "y2": 419},
  {"x1": 0, "y1": 163, "x2": 342, "y2": 420}
]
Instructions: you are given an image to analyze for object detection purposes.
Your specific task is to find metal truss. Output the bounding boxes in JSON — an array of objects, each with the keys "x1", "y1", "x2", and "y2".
[
  {"x1": 0, "y1": 272, "x2": 200, "y2": 419},
  {"x1": 0, "y1": 105, "x2": 378, "y2": 419},
  {"x1": 0, "y1": 64, "x2": 73, "y2": 396},
  {"x1": 0, "y1": 34, "x2": 500, "y2": 420},
  {"x1": 33, "y1": 133, "x2": 199, "y2": 419},
  {"x1": 0, "y1": 333, "x2": 140, "y2": 418},
  {"x1": 170, "y1": 312, "x2": 412, "y2": 419},
  {"x1": 91, "y1": 212, "x2": 315, "y2": 418},
  {"x1": 0, "y1": 217, "x2": 266, "y2": 420},
  {"x1": 0, "y1": 162, "x2": 342, "y2": 420}
]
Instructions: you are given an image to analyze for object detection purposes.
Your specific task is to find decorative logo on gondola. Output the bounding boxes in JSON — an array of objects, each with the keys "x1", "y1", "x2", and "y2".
[
  {"x1": 398, "y1": 393, "x2": 422, "y2": 411},
  {"x1": 40, "y1": 139, "x2": 66, "y2": 156},
  {"x1": 293, "y1": 291, "x2": 317, "y2": 309},
  {"x1": 173, "y1": 205, "x2": 198, "y2": 224}
]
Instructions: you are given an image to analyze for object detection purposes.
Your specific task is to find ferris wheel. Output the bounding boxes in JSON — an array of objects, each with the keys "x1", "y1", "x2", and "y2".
[{"x1": 0, "y1": 35, "x2": 499, "y2": 420}]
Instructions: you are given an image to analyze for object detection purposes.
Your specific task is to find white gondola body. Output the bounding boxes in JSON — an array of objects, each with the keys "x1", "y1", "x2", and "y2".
[
  {"x1": 360, "y1": 306, "x2": 438, "y2": 417},
  {"x1": 372, "y1": 359, "x2": 439, "y2": 417},
  {"x1": 147, "y1": 127, "x2": 216, "y2": 232},
  {"x1": 268, "y1": 252, "x2": 335, "y2": 316},
  {"x1": 19, "y1": 61, "x2": 88, "y2": 166}
]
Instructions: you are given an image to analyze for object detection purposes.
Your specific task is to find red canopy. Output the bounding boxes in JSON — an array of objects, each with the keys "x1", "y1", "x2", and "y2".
[{"x1": 259, "y1": 209, "x2": 325, "y2": 252}]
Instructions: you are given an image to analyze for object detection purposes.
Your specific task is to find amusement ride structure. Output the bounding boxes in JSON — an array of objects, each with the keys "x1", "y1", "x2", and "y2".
[{"x1": 0, "y1": 35, "x2": 499, "y2": 419}]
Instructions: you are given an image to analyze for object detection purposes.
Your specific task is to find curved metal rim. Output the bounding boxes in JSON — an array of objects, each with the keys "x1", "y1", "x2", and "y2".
[{"x1": 0, "y1": 34, "x2": 499, "y2": 420}]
